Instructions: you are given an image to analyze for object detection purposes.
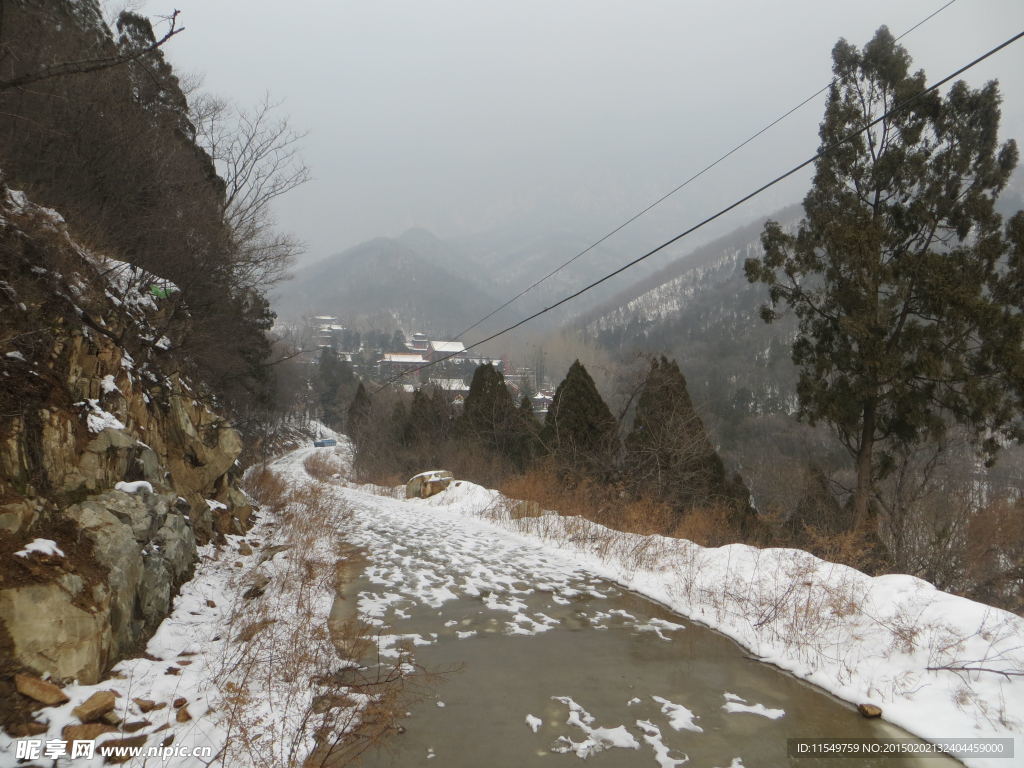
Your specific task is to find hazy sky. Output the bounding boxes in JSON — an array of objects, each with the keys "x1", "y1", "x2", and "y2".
[{"x1": 144, "y1": 0, "x2": 1024, "y2": 269}]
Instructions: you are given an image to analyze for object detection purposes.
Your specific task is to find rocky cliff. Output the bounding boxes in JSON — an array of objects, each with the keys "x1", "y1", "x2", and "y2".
[{"x1": 0, "y1": 179, "x2": 254, "y2": 721}]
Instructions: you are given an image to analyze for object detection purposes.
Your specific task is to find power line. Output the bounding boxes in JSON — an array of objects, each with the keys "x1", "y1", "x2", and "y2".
[
  {"x1": 375, "y1": 27, "x2": 1024, "y2": 393},
  {"x1": 450, "y1": 0, "x2": 960, "y2": 343}
]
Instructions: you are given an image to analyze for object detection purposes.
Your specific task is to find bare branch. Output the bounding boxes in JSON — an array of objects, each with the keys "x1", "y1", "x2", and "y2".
[{"x1": 0, "y1": 9, "x2": 184, "y2": 92}]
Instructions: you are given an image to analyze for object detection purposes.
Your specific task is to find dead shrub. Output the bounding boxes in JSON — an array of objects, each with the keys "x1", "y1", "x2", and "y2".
[
  {"x1": 217, "y1": 468, "x2": 416, "y2": 767},
  {"x1": 965, "y1": 496, "x2": 1024, "y2": 613},
  {"x1": 303, "y1": 451, "x2": 345, "y2": 483},
  {"x1": 796, "y1": 523, "x2": 876, "y2": 573},
  {"x1": 670, "y1": 503, "x2": 742, "y2": 548},
  {"x1": 245, "y1": 467, "x2": 289, "y2": 512}
]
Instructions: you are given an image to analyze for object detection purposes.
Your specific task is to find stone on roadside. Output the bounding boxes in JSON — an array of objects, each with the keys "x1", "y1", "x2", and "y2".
[
  {"x1": 72, "y1": 690, "x2": 116, "y2": 722},
  {"x1": 100, "y1": 735, "x2": 147, "y2": 763},
  {"x1": 63, "y1": 722, "x2": 117, "y2": 741},
  {"x1": 14, "y1": 673, "x2": 69, "y2": 706},
  {"x1": 857, "y1": 703, "x2": 882, "y2": 718},
  {"x1": 8, "y1": 721, "x2": 48, "y2": 737},
  {"x1": 132, "y1": 697, "x2": 166, "y2": 713}
]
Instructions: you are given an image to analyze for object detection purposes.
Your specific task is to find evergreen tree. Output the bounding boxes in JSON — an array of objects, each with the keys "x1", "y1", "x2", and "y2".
[
  {"x1": 745, "y1": 27, "x2": 1024, "y2": 531},
  {"x1": 407, "y1": 385, "x2": 453, "y2": 449},
  {"x1": 542, "y1": 360, "x2": 618, "y2": 477},
  {"x1": 624, "y1": 356, "x2": 748, "y2": 514},
  {"x1": 346, "y1": 382, "x2": 372, "y2": 444},
  {"x1": 315, "y1": 347, "x2": 355, "y2": 428},
  {"x1": 460, "y1": 363, "x2": 515, "y2": 443}
]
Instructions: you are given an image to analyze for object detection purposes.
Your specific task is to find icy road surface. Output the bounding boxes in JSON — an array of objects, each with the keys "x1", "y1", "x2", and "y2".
[{"x1": 277, "y1": 448, "x2": 960, "y2": 768}]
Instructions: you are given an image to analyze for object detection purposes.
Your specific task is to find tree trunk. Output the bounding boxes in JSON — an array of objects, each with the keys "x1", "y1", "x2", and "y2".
[{"x1": 853, "y1": 400, "x2": 876, "y2": 530}]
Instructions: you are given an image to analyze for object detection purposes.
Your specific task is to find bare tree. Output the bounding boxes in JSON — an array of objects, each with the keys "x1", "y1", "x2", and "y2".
[{"x1": 193, "y1": 93, "x2": 310, "y2": 289}]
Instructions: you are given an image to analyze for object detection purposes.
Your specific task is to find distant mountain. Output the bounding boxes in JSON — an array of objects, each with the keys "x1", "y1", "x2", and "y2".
[
  {"x1": 577, "y1": 205, "x2": 806, "y2": 453},
  {"x1": 274, "y1": 233, "x2": 499, "y2": 336},
  {"x1": 278, "y1": 224, "x2": 662, "y2": 337}
]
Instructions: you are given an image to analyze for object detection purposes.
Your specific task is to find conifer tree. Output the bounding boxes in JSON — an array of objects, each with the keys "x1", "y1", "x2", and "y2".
[
  {"x1": 542, "y1": 360, "x2": 618, "y2": 477},
  {"x1": 346, "y1": 382, "x2": 372, "y2": 445},
  {"x1": 745, "y1": 27, "x2": 1024, "y2": 530},
  {"x1": 316, "y1": 348, "x2": 354, "y2": 428},
  {"x1": 458, "y1": 363, "x2": 536, "y2": 468},
  {"x1": 624, "y1": 356, "x2": 747, "y2": 513},
  {"x1": 407, "y1": 385, "x2": 453, "y2": 448},
  {"x1": 460, "y1": 363, "x2": 515, "y2": 444}
]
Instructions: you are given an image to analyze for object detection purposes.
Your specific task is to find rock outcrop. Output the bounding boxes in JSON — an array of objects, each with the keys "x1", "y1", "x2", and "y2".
[
  {"x1": 0, "y1": 182, "x2": 254, "y2": 706},
  {"x1": 405, "y1": 470, "x2": 454, "y2": 499}
]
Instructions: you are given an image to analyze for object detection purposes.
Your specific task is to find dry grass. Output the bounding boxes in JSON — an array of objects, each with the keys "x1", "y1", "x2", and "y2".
[
  {"x1": 303, "y1": 452, "x2": 348, "y2": 484},
  {"x1": 246, "y1": 466, "x2": 291, "y2": 510},
  {"x1": 211, "y1": 469, "x2": 419, "y2": 767}
]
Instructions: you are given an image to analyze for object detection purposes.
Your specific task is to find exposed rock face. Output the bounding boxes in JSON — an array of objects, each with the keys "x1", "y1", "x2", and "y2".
[{"x1": 0, "y1": 183, "x2": 254, "y2": 691}]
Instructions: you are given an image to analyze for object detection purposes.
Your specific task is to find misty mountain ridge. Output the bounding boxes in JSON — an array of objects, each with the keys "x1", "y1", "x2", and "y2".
[
  {"x1": 279, "y1": 224, "x2": 657, "y2": 336},
  {"x1": 274, "y1": 233, "x2": 500, "y2": 336}
]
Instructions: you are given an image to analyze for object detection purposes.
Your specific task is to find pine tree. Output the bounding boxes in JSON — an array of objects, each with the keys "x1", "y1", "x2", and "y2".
[
  {"x1": 460, "y1": 363, "x2": 515, "y2": 443},
  {"x1": 346, "y1": 382, "x2": 372, "y2": 445},
  {"x1": 745, "y1": 27, "x2": 1024, "y2": 531},
  {"x1": 316, "y1": 348, "x2": 355, "y2": 428},
  {"x1": 624, "y1": 357, "x2": 747, "y2": 514},
  {"x1": 458, "y1": 363, "x2": 537, "y2": 468},
  {"x1": 407, "y1": 385, "x2": 453, "y2": 448},
  {"x1": 542, "y1": 360, "x2": 618, "y2": 477}
]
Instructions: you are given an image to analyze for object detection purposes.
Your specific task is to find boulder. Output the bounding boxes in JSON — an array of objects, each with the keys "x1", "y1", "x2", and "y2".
[
  {"x1": 72, "y1": 690, "x2": 116, "y2": 722},
  {"x1": 69, "y1": 500, "x2": 143, "y2": 659},
  {"x1": 405, "y1": 470, "x2": 454, "y2": 499},
  {"x1": 99, "y1": 734, "x2": 147, "y2": 763},
  {"x1": 0, "y1": 498, "x2": 39, "y2": 534},
  {"x1": 2, "y1": 581, "x2": 112, "y2": 683},
  {"x1": 132, "y1": 698, "x2": 165, "y2": 713},
  {"x1": 14, "y1": 673, "x2": 69, "y2": 706},
  {"x1": 8, "y1": 721, "x2": 48, "y2": 737}
]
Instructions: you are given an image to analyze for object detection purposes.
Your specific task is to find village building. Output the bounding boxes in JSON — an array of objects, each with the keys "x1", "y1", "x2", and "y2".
[
  {"x1": 428, "y1": 340, "x2": 467, "y2": 363},
  {"x1": 407, "y1": 332, "x2": 430, "y2": 352},
  {"x1": 379, "y1": 352, "x2": 427, "y2": 379}
]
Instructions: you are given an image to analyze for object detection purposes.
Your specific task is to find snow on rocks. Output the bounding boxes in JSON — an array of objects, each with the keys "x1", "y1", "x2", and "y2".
[
  {"x1": 1, "y1": 459, "x2": 369, "y2": 768},
  {"x1": 78, "y1": 398, "x2": 125, "y2": 432},
  {"x1": 14, "y1": 538, "x2": 64, "y2": 558},
  {"x1": 114, "y1": 480, "x2": 152, "y2": 494}
]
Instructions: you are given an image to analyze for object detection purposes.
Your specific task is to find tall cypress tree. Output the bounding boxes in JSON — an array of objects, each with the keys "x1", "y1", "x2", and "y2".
[
  {"x1": 625, "y1": 356, "x2": 748, "y2": 514},
  {"x1": 542, "y1": 360, "x2": 618, "y2": 477},
  {"x1": 346, "y1": 382, "x2": 372, "y2": 444},
  {"x1": 460, "y1": 363, "x2": 515, "y2": 444},
  {"x1": 458, "y1": 363, "x2": 536, "y2": 469}
]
